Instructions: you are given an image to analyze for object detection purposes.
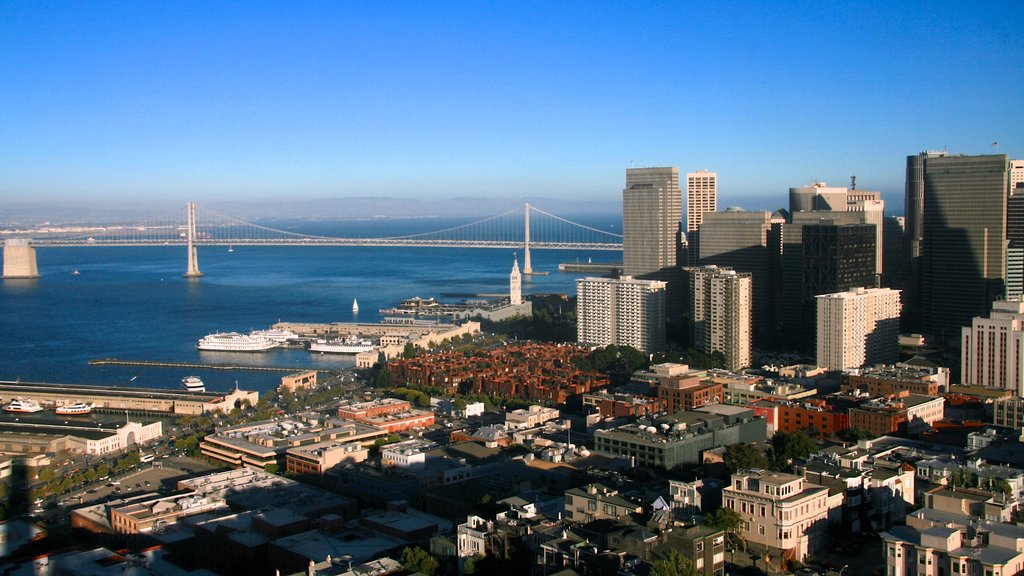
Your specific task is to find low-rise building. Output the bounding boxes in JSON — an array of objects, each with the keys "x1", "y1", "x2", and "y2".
[
  {"x1": 882, "y1": 497, "x2": 1024, "y2": 576},
  {"x1": 279, "y1": 370, "x2": 317, "y2": 392},
  {"x1": 849, "y1": 393, "x2": 945, "y2": 437},
  {"x1": 582, "y1": 390, "x2": 664, "y2": 418},
  {"x1": 285, "y1": 440, "x2": 369, "y2": 475},
  {"x1": 593, "y1": 410, "x2": 767, "y2": 470},
  {"x1": 505, "y1": 405, "x2": 561, "y2": 430},
  {"x1": 722, "y1": 469, "x2": 833, "y2": 561},
  {"x1": 201, "y1": 417, "x2": 385, "y2": 470},
  {"x1": 563, "y1": 483, "x2": 643, "y2": 523}
]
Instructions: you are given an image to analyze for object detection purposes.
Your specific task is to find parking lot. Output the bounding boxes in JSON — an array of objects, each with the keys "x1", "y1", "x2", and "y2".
[{"x1": 58, "y1": 454, "x2": 222, "y2": 507}]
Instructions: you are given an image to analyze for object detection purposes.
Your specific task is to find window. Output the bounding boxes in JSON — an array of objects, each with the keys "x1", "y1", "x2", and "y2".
[
  {"x1": 758, "y1": 526, "x2": 765, "y2": 536},
  {"x1": 588, "y1": 500, "x2": 597, "y2": 511},
  {"x1": 696, "y1": 542, "x2": 704, "y2": 552}
]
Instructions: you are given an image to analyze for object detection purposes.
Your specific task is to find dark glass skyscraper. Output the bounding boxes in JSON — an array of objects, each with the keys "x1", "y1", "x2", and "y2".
[{"x1": 914, "y1": 153, "x2": 1008, "y2": 342}]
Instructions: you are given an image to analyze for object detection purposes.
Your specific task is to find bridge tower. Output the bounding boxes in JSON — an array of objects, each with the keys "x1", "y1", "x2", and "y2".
[
  {"x1": 523, "y1": 203, "x2": 533, "y2": 275},
  {"x1": 183, "y1": 202, "x2": 203, "y2": 278},
  {"x1": 3, "y1": 238, "x2": 40, "y2": 279}
]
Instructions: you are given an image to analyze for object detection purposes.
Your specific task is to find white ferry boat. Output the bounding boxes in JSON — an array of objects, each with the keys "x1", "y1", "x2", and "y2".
[
  {"x1": 249, "y1": 328, "x2": 300, "y2": 343},
  {"x1": 309, "y1": 336, "x2": 374, "y2": 354},
  {"x1": 196, "y1": 332, "x2": 277, "y2": 352},
  {"x1": 55, "y1": 402, "x2": 94, "y2": 416},
  {"x1": 181, "y1": 376, "x2": 206, "y2": 393},
  {"x1": 4, "y1": 399, "x2": 44, "y2": 413}
]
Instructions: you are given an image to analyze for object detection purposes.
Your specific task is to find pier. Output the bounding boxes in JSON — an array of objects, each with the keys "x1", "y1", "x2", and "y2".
[
  {"x1": 88, "y1": 358, "x2": 301, "y2": 372},
  {"x1": 557, "y1": 261, "x2": 621, "y2": 274}
]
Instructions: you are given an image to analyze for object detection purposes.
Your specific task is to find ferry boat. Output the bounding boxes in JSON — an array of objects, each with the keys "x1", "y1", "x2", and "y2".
[
  {"x1": 196, "y1": 332, "x2": 277, "y2": 352},
  {"x1": 181, "y1": 376, "x2": 206, "y2": 393},
  {"x1": 309, "y1": 335, "x2": 374, "y2": 354},
  {"x1": 55, "y1": 402, "x2": 93, "y2": 416},
  {"x1": 249, "y1": 328, "x2": 300, "y2": 343},
  {"x1": 4, "y1": 399, "x2": 44, "y2": 413}
]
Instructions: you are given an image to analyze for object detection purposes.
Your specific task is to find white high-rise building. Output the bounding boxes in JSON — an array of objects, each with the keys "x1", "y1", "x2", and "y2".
[
  {"x1": 686, "y1": 170, "x2": 717, "y2": 266},
  {"x1": 816, "y1": 287, "x2": 901, "y2": 371},
  {"x1": 1010, "y1": 159, "x2": 1024, "y2": 195},
  {"x1": 510, "y1": 255, "x2": 522, "y2": 306},
  {"x1": 686, "y1": 170, "x2": 718, "y2": 234},
  {"x1": 961, "y1": 297, "x2": 1024, "y2": 394},
  {"x1": 688, "y1": 265, "x2": 752, "y2": 371},
  {"x1": 576, "y1": 276, "x2": 666, "y2": 353}
]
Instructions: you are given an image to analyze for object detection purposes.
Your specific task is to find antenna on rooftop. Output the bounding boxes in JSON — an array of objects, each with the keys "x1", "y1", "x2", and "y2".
[{"x1": 850, "y1": 175, "x2": 857, "y2": 190}]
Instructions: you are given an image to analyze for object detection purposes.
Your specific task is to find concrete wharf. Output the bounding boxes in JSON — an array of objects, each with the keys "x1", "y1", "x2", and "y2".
[{"x1": 88, "y1": 358, "x2": 299, "y2": 372}]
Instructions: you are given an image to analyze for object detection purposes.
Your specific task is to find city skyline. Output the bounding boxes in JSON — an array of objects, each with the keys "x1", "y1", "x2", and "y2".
[{"x1": 1, "y1": 2, "x2": 1022, "y2": 206}]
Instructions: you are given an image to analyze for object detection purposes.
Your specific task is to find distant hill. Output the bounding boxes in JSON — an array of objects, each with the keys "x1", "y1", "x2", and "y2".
[
  {"x1": 0, "y1": 196, "x2": 622, "y2": 226},
  {"x1": 207, "y1": 196, "x2": 622, "y2": 220}
]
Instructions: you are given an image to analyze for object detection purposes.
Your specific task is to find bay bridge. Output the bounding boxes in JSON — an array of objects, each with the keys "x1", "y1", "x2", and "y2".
[{"x1": 2, "y1": 202, "x2": 622, "y2": 278}]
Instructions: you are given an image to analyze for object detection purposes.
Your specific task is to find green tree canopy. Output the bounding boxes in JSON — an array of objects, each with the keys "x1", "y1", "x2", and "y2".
[
  {"x1": 771, "y1": 430, "x2": 818, "y2": 471},
  {"x1": 401, "y1": 546, "x2": 438, "y2": 576},
  {"x1": 650, "y1": 550, "x2": 699, "y2": 576},
  {"x1": 724, "y1": 442, "x2": 770, "y2": 473},
  {"x1": 706, "y1": 507, "x2": 744, "y2": 551}
]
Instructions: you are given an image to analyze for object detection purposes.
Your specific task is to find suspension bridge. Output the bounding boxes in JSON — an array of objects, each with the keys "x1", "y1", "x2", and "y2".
[{"x1": 2, "y1": 202, "x2": 622, "y2": 278}]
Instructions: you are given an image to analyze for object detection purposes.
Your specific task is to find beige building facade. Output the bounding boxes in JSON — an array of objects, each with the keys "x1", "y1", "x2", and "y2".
[
  {"x1": 722, "y1": 470, "x2": 834, "y2": 561},
  {"x1": 816, "y1": 287, "x2": 901, "y2": 371}
]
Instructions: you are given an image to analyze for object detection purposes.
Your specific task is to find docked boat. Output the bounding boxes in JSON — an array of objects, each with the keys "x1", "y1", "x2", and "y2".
[
  {"x1": 55, "y1": 402, "x2": 94, "y2": 416},
  {"x1": 249, "y1": 328, "x2": 300, "y2": 343},
  {"x1": 197, "y1": 332, "x2": 277, "y2": 352},
  {"x1": 4, "y1": 399, "x2": 44, "y2": 413},
  {"x1": 181, "y1": 376, "x2": 206, "y2": 393},
  {"x1": 309, "y1": 335, "x2": 374, "y2": 354}
]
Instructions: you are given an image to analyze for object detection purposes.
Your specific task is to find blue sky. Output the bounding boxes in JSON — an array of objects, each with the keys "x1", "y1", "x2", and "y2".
[{"x1": 1, "y1": 1, "x2": 1022, "y2": 210}]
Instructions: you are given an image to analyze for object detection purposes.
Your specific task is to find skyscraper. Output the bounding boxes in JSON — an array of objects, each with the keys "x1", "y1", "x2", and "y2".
[
  {"x1": 1010, "y1": 159, "x2": 1024, "y2": 196},
  {"x1": 801, "y1": 224, "x2": 877, "y2": 303},
  {"x1": 688, "y1": 265, "x2": 752, "y2": 371},
  {"x1": 698, "y1": 209, "x2": 784, "y2": 347},
  {"x1": 778, "y1": 211, "x2": 878, "y2": 352},
  {"x1": 622, "y1": 167, "x2": 683, "y2": 320},
  {"x1": 816, "y1": 287, "x2": 901, "y2": 371},
  {"x1": 576, "y1": 276, "x2": 666, "y2": 353},
  {"x1": 623, "y1": 167, "x2": 681, "y2": 277},
  {"x1": 686, "y1": 170, "x2": 717, "y2": 265},
  {"x1": 914, "y1": 154, "x2": 1009, "y2": 341}
]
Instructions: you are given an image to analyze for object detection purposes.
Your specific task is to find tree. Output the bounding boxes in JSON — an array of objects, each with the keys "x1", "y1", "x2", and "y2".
[
  {"x1": 402, "y1": 343, "x2": 420, "y2": 359},
  {"x1": 706, "y1": 507, "x2": 744, "y2": 552},
  {"x1": 401, "y1": 546, "x2": 438, "y2": 576},
  {"x1": 724, "y1": 442, "x2": 770, "y2": 473},
  {"x1": 771, "y1": 430, "x2": 818, "y2": 471},
  {"x1": 464, "y1": 554, "x2": 484, "y2": 575},
  {"x1": 265, "y1": 463, "x2": 281, "y2": 475},
  {"x1": 651, "y1": 550, "x2": 699, "y2": 576}
]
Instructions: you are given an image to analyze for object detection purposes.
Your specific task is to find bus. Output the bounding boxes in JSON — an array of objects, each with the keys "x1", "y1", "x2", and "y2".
[{"x1": 139, "y1": 452, "x2": 155, "y2": 463}]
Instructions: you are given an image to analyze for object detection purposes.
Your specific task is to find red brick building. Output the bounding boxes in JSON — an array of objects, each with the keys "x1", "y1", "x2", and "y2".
[
  {"x1": 386, "y1": 343, "x2": 608, "y2": 403},
  {"x1": 582, "y1": 392, "x2": 664, "y2": 418},
  {"x1": 658, "y1": 377, "x2": 724, "y2": 412}
]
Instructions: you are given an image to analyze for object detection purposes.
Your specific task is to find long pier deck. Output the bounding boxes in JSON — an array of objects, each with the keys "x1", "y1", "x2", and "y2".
[{"x1": 88, "y1": 358, "x2": 301, "y2": 372}]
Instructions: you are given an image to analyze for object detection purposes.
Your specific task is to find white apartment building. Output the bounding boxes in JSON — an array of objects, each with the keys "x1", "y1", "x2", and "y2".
[
  {"x1": 722, "y1": 470, "x2": 834, "y2": 561},
  {"x1": 576, "y1": 275, "x2": 666, "y2": 353},
  {"x1": 689, "y1": 265, "x2": 752, "y2": 371},
  {"x1": 961, "y1": 297, "x2": 1024, "y2": 394},
  {"x1": 816, "y1": 287, "x2": 901, "y2": 371}
]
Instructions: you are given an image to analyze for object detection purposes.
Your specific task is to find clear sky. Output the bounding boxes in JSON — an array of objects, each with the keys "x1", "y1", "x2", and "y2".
[{"x1": 1, "y1": 1, "x2": 1022, "y2": 209}]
